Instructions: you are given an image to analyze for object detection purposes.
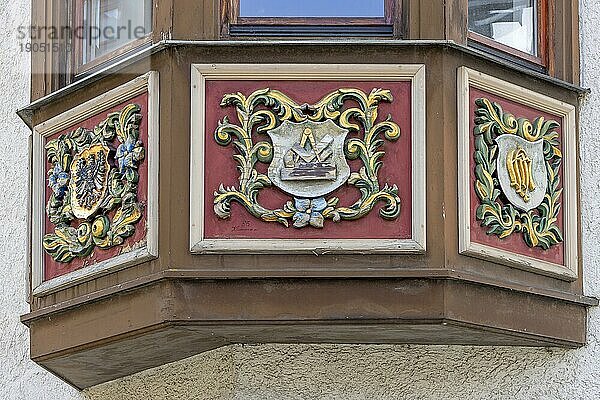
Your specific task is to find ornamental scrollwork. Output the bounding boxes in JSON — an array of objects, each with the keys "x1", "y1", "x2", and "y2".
[
  {"x1": 43, "y1": 104, "x2": 145, "y2": 262},
  {"x1": 473, "y1": 98, "x2": 563, "y2": 249},
  {"x1": 213, "y1": 88, "x2": 402, "y2": 228}
]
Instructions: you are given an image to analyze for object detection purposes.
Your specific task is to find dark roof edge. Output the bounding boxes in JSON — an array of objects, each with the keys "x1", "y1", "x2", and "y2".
[{"x1": 17, "y1": 39, "x2": 589, "y2": 129}]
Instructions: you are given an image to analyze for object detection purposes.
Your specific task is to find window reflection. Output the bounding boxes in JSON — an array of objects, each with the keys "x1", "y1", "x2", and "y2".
[
  {"x1": 468, "y1": 0, "x2": 537, "y2": 56},
  {"x1": 239, "y1": 0, "x2": 385, "y2": 18},
  {"x1": 82, "y1": 0, "x2": 152, "y2": 64}
]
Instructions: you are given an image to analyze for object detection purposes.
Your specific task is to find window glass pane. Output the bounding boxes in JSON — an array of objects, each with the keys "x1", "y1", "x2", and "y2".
[
  {"x1": 239, "y1": 0, "x2": 385, "y2": 18},
  {"x1": 468, "y1": 0, "x2": 537, "y2": 56},
  {"x1": 82, "y1": 0, "x2": 152, "y2": 64}
]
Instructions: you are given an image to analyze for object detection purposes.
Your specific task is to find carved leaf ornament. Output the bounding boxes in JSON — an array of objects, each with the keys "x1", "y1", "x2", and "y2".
[
  {"x1": 43, "y1": 104, "x2": 145, "y2": 263},
  {"x1": 473, "y1": 98, "x2": 563, "y2": 249},
  {"x1": 213, "y1": 87, "x2": 402, "y2": 228}
]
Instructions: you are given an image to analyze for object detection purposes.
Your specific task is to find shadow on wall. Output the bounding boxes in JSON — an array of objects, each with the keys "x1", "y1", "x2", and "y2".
[{"x1": 82, "y1": 330, "x2": 600, "y2": 400}]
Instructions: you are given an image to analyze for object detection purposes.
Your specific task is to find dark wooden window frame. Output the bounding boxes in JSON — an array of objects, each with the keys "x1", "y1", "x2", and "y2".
[
  {"x1": 221, "y1": 0, "x2": 400, "y2": 37},
  {"x1": 30, "y1": 0, "x2": 580, "y2": 100},
  {"x1": 467, "y1": 0, "x2": 550, "y2": 69},
  {"x1": 72, "y1": 0, "x2": 153, "y2": 75}
]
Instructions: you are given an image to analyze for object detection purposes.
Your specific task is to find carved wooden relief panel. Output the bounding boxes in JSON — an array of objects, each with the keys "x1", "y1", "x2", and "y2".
[
  {"x1": 32, "y1": 72, "x2": 159, "y2": 295},
  {"x1": 190, "y1": 64, "x2": 426, "y2": 253},
  {"x1": 458, "y1": 67, "x2": 578, "y2": 280}
]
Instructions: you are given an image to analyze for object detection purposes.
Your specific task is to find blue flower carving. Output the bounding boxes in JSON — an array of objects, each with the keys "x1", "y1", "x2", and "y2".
[
  {"x1": 115, "y1": 136, "x2": 137, "y2": 173},
  {"x1": 48, "y1": 163, "x2": 69, "y2": 199},
  {"x1": 293, "y1": 197, "x2": 327, "y2": 228}
]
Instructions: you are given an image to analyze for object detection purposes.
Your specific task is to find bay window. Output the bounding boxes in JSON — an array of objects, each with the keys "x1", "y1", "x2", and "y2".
[{"x1": 20, "y1": 0, "x2": 591, "y2": 389}]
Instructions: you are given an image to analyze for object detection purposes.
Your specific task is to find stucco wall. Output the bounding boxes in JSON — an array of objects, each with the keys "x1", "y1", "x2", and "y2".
[
  {"x1": 2, "y1": 0, "x2": 600, "y2": 399},
  {"x1": 0, "y1": 0, "x2": 79, "y2": 399}
]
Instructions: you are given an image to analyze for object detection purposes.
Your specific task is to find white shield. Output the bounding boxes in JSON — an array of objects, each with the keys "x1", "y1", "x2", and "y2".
[
  {"x1": 495, "y1": 135, "x2": 547, "y2": 211},
  {"x1": 267, "y1": 120, "x2": 350, "y2": 198}
]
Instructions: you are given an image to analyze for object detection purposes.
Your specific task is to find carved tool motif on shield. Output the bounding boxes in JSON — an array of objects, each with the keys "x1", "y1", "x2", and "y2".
[{"x1": 212, "y1": 88, "x2": 403, "y2": 229}]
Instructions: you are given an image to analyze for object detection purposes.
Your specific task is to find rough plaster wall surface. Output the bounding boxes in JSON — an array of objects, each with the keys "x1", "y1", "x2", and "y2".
[
  {"x1": 83, "y1": 347, "x2": 236, "y2": 400},
  {"x1": 3, "y1": 1, "x2": 600, "y2": 400},
  {"x1": 0, "y1": 0, "x2": 82, "y2": 399},
  {"x1": 83, "y1": 341, "x2": 600, "y2": 400}
]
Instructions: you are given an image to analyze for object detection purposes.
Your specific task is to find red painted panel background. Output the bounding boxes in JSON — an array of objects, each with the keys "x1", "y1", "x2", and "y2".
[
  {"x1": 469, "y1": 87, "x2": 565, "y2": 265},
  {"x1": 203, "y1": 80, "x2": 413, "y2": 240},
  {"x1": 44, "y1": 93, "x2": 149, "y2": 280}
]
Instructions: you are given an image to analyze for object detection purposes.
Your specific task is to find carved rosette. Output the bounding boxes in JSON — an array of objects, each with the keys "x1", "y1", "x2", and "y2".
[
  {"x1": 43, "y1": 104, "x2": 145, "y2": 263},
  {"x1": 212, "y1": 87, "x2": 402, "y2": 228},
  {"x1": 473, "y1": 98, "x2": 563, "y2": 249}
]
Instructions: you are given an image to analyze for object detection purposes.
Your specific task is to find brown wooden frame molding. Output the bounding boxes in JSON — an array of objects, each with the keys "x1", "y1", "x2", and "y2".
[
  {"x1": 21, "y1": 277, "x2": 595, "y2": 389},
  {"x1": 31, "y1": 72, "x2": 160, "y2": 296},
  {"x1": 457, "y1": 67, "x2": 578, "y2": 280},
  {"x1": 189, "y1": 63, "x2": 426, "y2": 254}
]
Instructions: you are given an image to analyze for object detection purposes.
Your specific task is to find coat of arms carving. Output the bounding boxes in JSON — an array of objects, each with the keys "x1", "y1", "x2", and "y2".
[
  {"x1": 213, "y1": 88, "x2": 402, "y2": 228},
  {"x1": 43, "y1": 104, "x2": 146, "y2": 262},
  {"x1": 473, "y1": 98, "x2": 563, "y2": 249},
  {"x1": 267, "y1": 120, "x2": 350, "y2": 198},
  {"x1": 496, "y1": 135, "x2": 548, "y2": 211}
]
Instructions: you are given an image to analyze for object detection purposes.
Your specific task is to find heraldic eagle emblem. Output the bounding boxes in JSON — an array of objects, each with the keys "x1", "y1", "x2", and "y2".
[
  {"x1": 69, "y1": 143, "x2": 111, "y2": 219},
  {"x1": 43, "y1": 104, "x2": 146, "y2": 263}
]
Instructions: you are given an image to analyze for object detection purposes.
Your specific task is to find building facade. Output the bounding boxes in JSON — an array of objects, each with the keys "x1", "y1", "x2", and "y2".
[{"x1": 2, "y1": 0, "x2": 600, "y2": 398}]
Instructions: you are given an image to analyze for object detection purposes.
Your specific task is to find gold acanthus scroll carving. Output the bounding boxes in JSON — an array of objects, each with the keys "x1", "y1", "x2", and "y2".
[{"x1": 212, "y1": 87, "x2": 403, "y2": 229}]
